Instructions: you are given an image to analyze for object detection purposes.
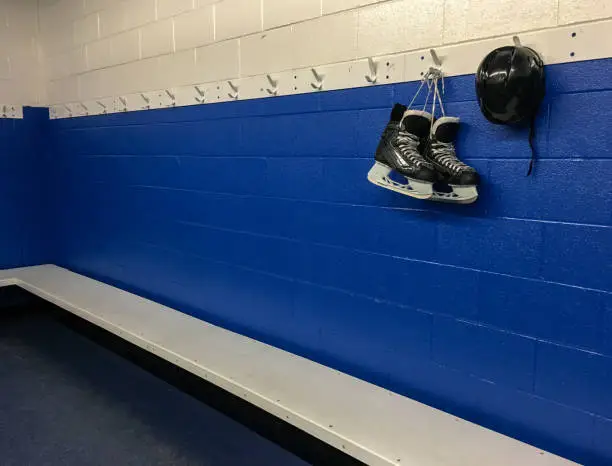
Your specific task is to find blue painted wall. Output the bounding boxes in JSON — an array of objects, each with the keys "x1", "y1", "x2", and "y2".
[
  {"x1": 0, "y1": 107, "x2": 50, "y2": 269},
  {"x1": 48, "y1": 59, "x2": 611, "y2": 464}
]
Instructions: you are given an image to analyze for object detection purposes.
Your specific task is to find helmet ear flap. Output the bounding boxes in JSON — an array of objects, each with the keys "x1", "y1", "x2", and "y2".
[{"x1": 475, "y1": 46, "x2": 545, "y2": 125}]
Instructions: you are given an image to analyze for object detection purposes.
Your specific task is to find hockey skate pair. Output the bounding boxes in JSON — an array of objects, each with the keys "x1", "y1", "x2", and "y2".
[{"x1": 367, "y1": 69, "x2": 480, "y2": 204}]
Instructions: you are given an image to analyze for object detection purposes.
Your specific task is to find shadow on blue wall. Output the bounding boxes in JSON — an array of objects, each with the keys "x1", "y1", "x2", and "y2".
[
  {"x1": 0, "y1": 107, "x2": 50, "y2": 269},
  {"x1": 47, "y1": 59, "x2": 611, "y2": 464}
]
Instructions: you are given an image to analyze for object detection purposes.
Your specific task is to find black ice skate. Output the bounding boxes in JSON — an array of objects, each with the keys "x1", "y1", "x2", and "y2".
[
  {"x1": 367, "y1": 104, "x2": 436, "y2": 199},
  {"x1": 425, "y1": 116, "x2": 480, "y2": 204}
]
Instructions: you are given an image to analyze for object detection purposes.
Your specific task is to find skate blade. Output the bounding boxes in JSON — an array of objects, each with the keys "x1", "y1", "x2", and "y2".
[
  {"x1": 432, "y1": 185, "x2": 478, "y2": 204},
  {"x1": 367, "y1": 162, "x2": 433, "y2": 200}
]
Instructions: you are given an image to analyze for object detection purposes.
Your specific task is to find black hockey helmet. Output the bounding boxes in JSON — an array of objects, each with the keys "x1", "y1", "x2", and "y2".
[{"x1": 476, "y1": 46, "x2": 545, "y2": 125}]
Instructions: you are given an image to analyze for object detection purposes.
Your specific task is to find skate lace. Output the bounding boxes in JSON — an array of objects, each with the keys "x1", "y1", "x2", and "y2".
[
  {"x1": 397, "y1": 130, "x2": 430, "y2": 168},
  {"x1": 432, "y1": 141, "x2": 471, "y2": 174}
]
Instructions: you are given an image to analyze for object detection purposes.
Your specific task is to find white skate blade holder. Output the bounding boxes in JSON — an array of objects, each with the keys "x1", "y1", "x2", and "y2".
[
  {"x1": 432, "y1": 185, "x2": 479, "y2": 204},
  {"x1": 367, "y1": 161, "x2": 433, "y2": 200}
]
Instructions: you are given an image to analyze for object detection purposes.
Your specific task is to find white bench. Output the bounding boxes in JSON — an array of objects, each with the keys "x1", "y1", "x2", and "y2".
[{"x1": 0, "y1": 265, "x2": 577, "y2": 466}]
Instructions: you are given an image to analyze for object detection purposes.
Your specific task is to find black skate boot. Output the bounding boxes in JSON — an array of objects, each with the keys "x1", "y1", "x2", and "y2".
[
  {"x1": 425, "y1": 116, "x2": 480, "y2": 204},
  {"x1": 367, "y1": 104, "x2": 436, "y2": 199}
]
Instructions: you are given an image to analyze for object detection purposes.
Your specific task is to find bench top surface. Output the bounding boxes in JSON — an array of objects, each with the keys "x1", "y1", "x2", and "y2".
[{"x1": 0, "y1": 265, "x2": 578, "y2": 466}]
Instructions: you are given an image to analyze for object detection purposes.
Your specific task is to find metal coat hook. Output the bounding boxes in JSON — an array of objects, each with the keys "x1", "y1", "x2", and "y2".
[
  {"x1": 365, "y1": 57, "x2": 378, "y2": 84},
  {"x1": 430, "y1": 49, "x2": 442, "y2": 68},
  {"x1": 79, "y1": 103, "x2": 88, "y2": 113},
  {"x1": 97, "y1": 101, "x2": 106, "y2": 109},
  {"x1": 140, "y1": 93, "x2": 151, "y2": 109},
  {"x1": 310, "y1": 68, "x2": 324, "y2": 90},
  {"x1": 118, "y1": 96, "x2": 128, "y2": 111},
  {"x1": 1, "y1": 105, "x2": 6, "y2": 117},
  {"x1": 64, "y1": 104, "x2": 72, "y2": 116},
  {"x1": 165, "y1": 89, "x2": 175, "y2": 100},
  {"x1": 194, "y1": 86, "x2": 206, "y2": 103},
  {"x1": 228, "y1": 80, "x2": 239, "y2": 99},
  {"x1": 513, "y1": 35, "x2": 521, "y2": 46},
  {"x1": 265, "y1": 74, "x2": 279, "y2": 96}
]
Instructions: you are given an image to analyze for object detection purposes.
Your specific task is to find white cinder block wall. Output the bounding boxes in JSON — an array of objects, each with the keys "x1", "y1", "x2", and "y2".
[
  {"x1": 38, "y1": 0, "x2": 612, "y2": 106},
  {"x1": 0, "y1": 0, "x2": 41, "y2": 106}
]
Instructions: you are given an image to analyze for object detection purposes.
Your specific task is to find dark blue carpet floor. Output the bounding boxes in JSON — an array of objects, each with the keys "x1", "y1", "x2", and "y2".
[{"x1": 0, "y1": 308, "x2": 309, "y2": 466}]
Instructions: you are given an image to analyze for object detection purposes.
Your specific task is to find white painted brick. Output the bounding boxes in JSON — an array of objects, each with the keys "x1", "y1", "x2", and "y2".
[
  {"x1": 43, "y1": 30, "x2": 74, "y2": 56},
  {"x1": 322, "y1": 0, "x2": 386, "y2": 15},
  {"x1": 85, "y1": 0, "x2": 117, "y2": 15},
  {"x1": 174, "y1": 7, "x2": 214, "y2": 51},
  {"x1": 99, "y1": 5, "x2": 124, "y2": 37},
  {"x1": 87, "y1": 37, "x2": 111, "y2": 69},
  {"x1": 215, "y1": 0, "x2": 261, "y2": 40},
  {"x1": 357, "y1": 0, "x2": 444, "y2": 58},
  {"x1": 5, "y1": 0, "x2": 38, "y2": 38},
  {"x1": 111, "y1": 56, "x2": 159, "y2": 93},
  {"x1": 157, "y1": 49, "x2": 197, "y2": 87},
  {"x1": 442, "y1": 0, "x2": 469, "y2": 44},
  {"x1": 196, "y1": 0, "x2": 220, "y2": 6},
  {"x1": 45, "y1": 56, "x2": 63, "y2": 81},
  {"x1": 50, "y1": 46, "x2": 88, "y2": 78},
  {"x1": 559, "y1": 0, "x2": 612, "y2": 24},
  {"x1": 195, "y1": 39, "x2": 240, "y2": 82},
  {"x1": 44, "y1": 0, "x2": 85, "y2": 22},
  {"x1": 110, "y1": 29, "x2": 140, "y2": 65},
  {"x1": 140, "y1": 18, "x2": 174, "y2": 58},
  {"x1": 0, "y1": 57, "x2": 10, "y2": 79},
  {"x1": 98, "y1": 65, "x2": 119, "y2": 96},
  {"x1": 74, "y1": 13, "x2": 100, "y2": 45},
  {"x1": 79, "y1": 70, "x2": 103, "y2": 99},
  {"x1": 263, "y1": 0, "x2": 320, "y2": 29},
  {"x1": 240, "y1": 26, "x2": 295, "y2": 76},
  {"x1": 293, "y1": 10, "x2": 357, "y2": 68},
  {"x1": 158, "y1": 0, "x2": 195, "y2": 19},
  {"x1": 0, "y1": 79, "x2": 27, "y2": 105},
  {"x1": 72, "y1": 46, "x2": 88, "y2": 74},
  {"x1": 124, "y1": 0, "x2": 156, "y2": 29},
  {"x1": 443, "y1": 0, "x2": 558, "y2": 44},
  {"x1": 48, "y1": 75, "x2": 79, "y2": 104}
]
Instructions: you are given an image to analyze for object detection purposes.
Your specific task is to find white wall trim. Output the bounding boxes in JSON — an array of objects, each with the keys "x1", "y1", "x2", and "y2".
[
  {"x1": 0, "y1": 265, "x2": 578, "y2": 465},
  {"x1": 49, "y1": 19, "x2": 612, "y2": 119}
]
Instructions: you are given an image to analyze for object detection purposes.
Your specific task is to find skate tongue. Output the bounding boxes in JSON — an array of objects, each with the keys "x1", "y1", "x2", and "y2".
[
  {"x1": 390, "y1": 103, "x2": 407, "y2": 122},
  {"x1": 432, "y1": 116, "x2": 460, "y2": 143},
  {"x1": 401, "y1": 110, "x2": 432, "y2": 138}
]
